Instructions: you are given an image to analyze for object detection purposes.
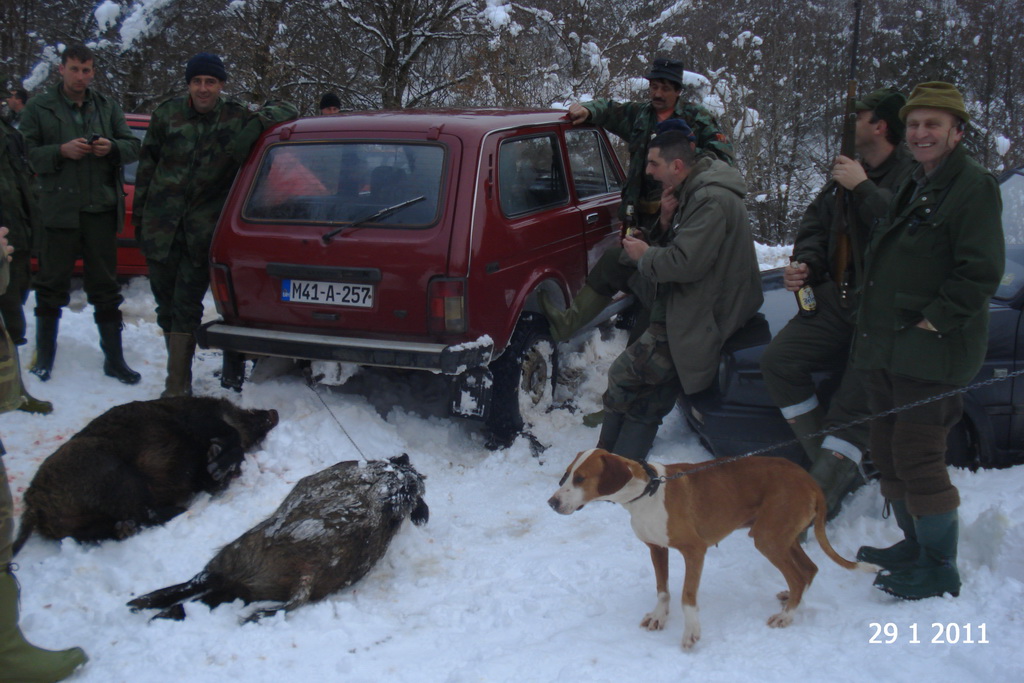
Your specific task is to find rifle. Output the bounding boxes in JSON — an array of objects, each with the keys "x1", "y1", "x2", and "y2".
[{"x1": 831, "y1": 0, "x2": 863, "y2": 307}]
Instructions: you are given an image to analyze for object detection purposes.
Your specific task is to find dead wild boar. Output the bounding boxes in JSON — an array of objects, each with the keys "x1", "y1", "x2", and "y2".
[
  {"x1": 13, "y1": 396, "x2": 279, "y2": 553},
  {"x1": 127, "y1": 454, "x2": 428, "y2": 622}
]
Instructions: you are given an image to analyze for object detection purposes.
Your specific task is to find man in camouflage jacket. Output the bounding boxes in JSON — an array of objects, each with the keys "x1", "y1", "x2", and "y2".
[
  {"x1": 134, "y1": 52, "x2": 297, "y2": 397},
  {"x1": 541, "y1": 58, "x2": 734, "y2": 348},
  {"x1": 19, "y1": 43, "x2": 141, "y2": 385}
]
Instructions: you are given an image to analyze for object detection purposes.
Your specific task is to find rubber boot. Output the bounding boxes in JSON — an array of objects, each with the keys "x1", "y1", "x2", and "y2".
[
  {"x1": 596, "y1": 410, "x2": 625, "y2": 452},
  {"x1": 28, "y1": 309, "x2": 59, "y2": 382},
  {"x1": 0, "y1": 566, "x2": 88, "y2": 682},
  {"x1": 609, "y1": 419, "x2": 659, "y2": 462},
  {"x1": 874, "y1": 510, "x2": 961, "y2": 600},
  {"x1": 95, "y1": 310, "x2": 141, "y2": 385},
  {"x1": 161, "y1": 332, "x2": 196, "y2": 398},
  {"x1": 857, "y1": 499, "x2": 919, "y2": 568},
  {"x1": 12, "y1": 344, "x2": 52, "y2": 415},
  {"x1": 784, "y1": 404, "x2": 825, "y2": 467},
  {"x1": 538, "y1": 285, "x2": 612, "y2": 342},
  {"x1": 808, "y1": 449, "x2": 863, "y2": 519}
]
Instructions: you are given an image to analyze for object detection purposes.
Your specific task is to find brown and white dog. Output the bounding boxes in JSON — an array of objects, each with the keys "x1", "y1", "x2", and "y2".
[{"x1": 548, "y1": 448, "x2": 878, "y2": 650}]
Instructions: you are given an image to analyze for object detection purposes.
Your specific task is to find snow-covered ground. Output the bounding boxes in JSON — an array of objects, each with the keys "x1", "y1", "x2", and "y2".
[{"x1": 3, "y1": 246, "x2": 1021, "y2": 682}]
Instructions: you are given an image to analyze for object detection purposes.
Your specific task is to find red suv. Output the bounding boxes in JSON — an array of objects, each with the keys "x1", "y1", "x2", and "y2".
[{"x1": 196, "y1": 109, "x2": 627, "y2": 444}]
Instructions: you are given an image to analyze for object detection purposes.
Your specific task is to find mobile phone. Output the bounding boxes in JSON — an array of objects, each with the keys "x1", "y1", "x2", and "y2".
[{"x1": 89, "y1": 134, "x2": 101, "y2": 143}]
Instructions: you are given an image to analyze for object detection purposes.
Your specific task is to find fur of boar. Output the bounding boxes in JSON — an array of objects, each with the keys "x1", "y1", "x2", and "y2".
[
  {"x1": 13, "y1": 396, "x2": 279, "y2": 553},
  {"x1": 127, "y1": 454, "x2": 428, "y2": 621}
]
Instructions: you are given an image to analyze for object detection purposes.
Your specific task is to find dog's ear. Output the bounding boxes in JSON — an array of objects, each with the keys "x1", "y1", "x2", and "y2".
[{"x1": 596, "y1": 453, "x2": 632, "y2": 496}]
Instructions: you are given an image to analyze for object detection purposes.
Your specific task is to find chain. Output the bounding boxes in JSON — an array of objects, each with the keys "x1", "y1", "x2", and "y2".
[{"x1": 655, "y1": 367, "x2": 1024, "y2": 484}]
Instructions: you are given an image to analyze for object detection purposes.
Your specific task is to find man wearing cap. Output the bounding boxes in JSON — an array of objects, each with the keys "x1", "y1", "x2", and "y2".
[
  {"x1": 852, "y1": 82, "x2": 1003, "y2": 600},
  {"x1": 319, "y1": 92, "x2": 341, "y2": 115},
  {"x1": 597, "y1": 130, "x2": 761, "y2": 461},
  {"x1": 134, "y1": 52, "x2": 297, "y2": 397},
  {"x1": 540, "y1": 57, "x2": 734, "y2": 346},
  {"x1": 760, "y1": 87, "x2": 914, "y2": 516},
  {"x1": 19, "y1": 43, "x2": 142, "y2": 385}
]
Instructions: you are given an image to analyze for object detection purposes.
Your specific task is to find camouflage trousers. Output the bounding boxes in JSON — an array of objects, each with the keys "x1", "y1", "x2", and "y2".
[
  {"x1": 34, "y1": 211, "x2": 123, "y2": 314},
  {"x1": 146, "y1": 231, "x2": 211, "y2": 335},
  {"x1": 602, "y1": 322, "x2": 681, "y2": 424}
]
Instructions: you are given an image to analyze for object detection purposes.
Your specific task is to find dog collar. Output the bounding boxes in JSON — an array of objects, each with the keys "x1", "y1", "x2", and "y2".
[{"x1": 627, "y1": 461, "x2": 662, "y2": 503}]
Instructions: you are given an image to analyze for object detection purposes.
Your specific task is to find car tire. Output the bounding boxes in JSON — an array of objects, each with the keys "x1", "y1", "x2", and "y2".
[{"x1": 484, "y1": 318, "x2": 557, "y2": 449}]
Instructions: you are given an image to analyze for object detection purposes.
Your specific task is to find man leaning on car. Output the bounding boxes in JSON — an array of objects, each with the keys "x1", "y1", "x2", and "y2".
[
  {"x1": 852, "y1": 82, "x2": 1004, "y2": 601},
  {"x1": 20, "y1": 43, "x2": 141, "y2": 385},
  {"x1": 133, "y1": 52, "x2": 297, "y2": 398},
  {"x1": 760, "y1": 87, "x2": 914, "y2": 516}
]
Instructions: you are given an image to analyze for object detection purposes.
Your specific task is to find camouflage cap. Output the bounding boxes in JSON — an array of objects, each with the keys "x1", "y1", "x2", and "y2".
[
  {"x1": 899, "y1": 81, "x2": 970, "y2": 123},
  {"x1": 856, "y1": 86, "x2": 907, "y2": 140},
  {"x1": 646, "y1": 58, "x2": 684, "y2": 89}
]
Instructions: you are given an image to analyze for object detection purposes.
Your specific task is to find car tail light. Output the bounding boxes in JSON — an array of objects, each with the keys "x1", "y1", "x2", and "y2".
[
  {"x1": 428, "y1": 278, "x2": 466, "y2": 334},
  {"x1": 210, "y1": 263, "x2": 237, "y2": 318}
]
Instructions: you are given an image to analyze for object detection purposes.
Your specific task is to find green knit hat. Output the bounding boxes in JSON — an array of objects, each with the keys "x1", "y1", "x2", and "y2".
[
  {"x1": 856, "y1": 87, "x2": 907, "y2": 140},
  {"x1": 899, "y1": 81, "x2": 970, "y2": 123}
]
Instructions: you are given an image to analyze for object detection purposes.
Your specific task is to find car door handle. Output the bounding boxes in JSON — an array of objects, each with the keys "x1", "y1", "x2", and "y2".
[{"x1": 585, "y1": 213, "x2": 599, "y2": 224}]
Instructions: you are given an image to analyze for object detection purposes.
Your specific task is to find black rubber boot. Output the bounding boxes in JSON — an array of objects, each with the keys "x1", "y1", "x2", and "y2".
[
  {"x1": 874, "y1": 510, "x2": 961, "y2": 600},
  {"x1": 28, "y1": 309, "x2": 60, "y2": 382},
  {"x1": 95, "y1": 310, "x2": 141, "y2": 385},
  {"x1": 857, "y1": 499, "x2": 919, "y2": 569},
  {"x1": 11, "y1": 343, "x2": 52, "y2": 414},
  {"x1": 596, "y1": 410, "x2": 625, "y2": 452},
  {"x1": 610, "y1": 419, "x2": 659, "y2": 462}
]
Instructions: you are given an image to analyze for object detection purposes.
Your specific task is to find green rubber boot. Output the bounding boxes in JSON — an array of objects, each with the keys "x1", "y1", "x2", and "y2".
[
  {"x1": 609, "y1": 419, "x2": 659, "y2": 462},
  {"x1": 808, "y1": 449, "x2": 863, "y2": 519},
  {"x1": 857, "y1": 499, "x2": 919, "y2": 569},
  {"x1": 0, "y1": 567, "x2": 88, "y2": 682},
  {"x1": 873, "y1": 510, "x2": 961, "y2": 600},
  {"x1": 12, "y1": 344, "x2": 52, "y2": 415},
  {"x1": 538, "y1": 285, "x2": 612, "y2": 343},
  {"x1": 785, "y1": 404, "x2": 825, "y2": 467}
]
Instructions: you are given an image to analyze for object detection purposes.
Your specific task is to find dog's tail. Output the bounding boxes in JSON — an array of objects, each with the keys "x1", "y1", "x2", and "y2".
[{"x1": 812, "y1": 493, "x2": 880, "y2": 573}]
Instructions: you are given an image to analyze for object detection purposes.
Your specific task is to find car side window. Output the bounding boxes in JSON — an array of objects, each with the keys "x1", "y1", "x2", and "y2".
[
  {"x1": 498, "y1": 134, "x2": 569, "y2": 217},
  {"x1": 565, "y1": 128, "x2": 623, "y2": 198}
]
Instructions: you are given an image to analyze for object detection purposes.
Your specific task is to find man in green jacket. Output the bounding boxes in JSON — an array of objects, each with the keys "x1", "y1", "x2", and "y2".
[
  {"x1": 19, "y1": 43, "x2": 141, "y2": 385},
  {"x1": 540, "y1": 57, "x2": 734, "y2": 345},
  {"x1": 134, "y1": 53, "x2": 298, "y2": 397},
  {"x1": 852, "y1": 83, "x2": 1004, "y2": 600},
  {"x1": 760, "y1": 87, "x2": 914, "y2": 516},
  {"x1": 598, "y1": 129, "x2": 761, "y2": 460}
]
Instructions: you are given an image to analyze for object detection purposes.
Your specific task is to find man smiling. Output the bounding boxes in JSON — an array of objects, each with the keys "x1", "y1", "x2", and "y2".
[
  {"x1": 852, "y1": 82, "x2": 1004, "y2": 600},
  {"x1": 133, "y1": 53, "x2": 296, "y2": 397}
]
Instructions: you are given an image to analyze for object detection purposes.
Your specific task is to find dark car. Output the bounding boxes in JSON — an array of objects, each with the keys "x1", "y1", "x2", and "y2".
[
  {"x1": 29, "y1": 113, "x2": 150, "y2": 277},
  {"x1": 685, "y1": 167, "x2": 1024, "y2": 471},
  {"x1": 196, "y1": 109, "x2": 629, "y2": 444}
]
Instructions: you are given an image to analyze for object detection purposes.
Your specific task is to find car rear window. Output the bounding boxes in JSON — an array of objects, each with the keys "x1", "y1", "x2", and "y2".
[
  {"x1": 243, "y1": 142, "x2": 445, "y2": 227},
  {"x1": 498, "y1": 134, "x2": 569, "y2": 217}
]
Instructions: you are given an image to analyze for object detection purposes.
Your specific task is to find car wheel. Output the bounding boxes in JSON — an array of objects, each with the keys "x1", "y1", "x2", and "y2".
[{"x1": 484, "y1": 319, "x2": 557, "y2": 448}]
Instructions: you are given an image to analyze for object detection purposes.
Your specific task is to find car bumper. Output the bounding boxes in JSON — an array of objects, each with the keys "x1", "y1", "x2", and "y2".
[{"x1": 196, "y1": 321, "x2": 493, "y2": 375}]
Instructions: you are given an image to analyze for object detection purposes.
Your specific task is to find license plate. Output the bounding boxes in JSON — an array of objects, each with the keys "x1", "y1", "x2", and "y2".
[{"x1": 282, "y1": 279, "x2": 374, "y2": 308}]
